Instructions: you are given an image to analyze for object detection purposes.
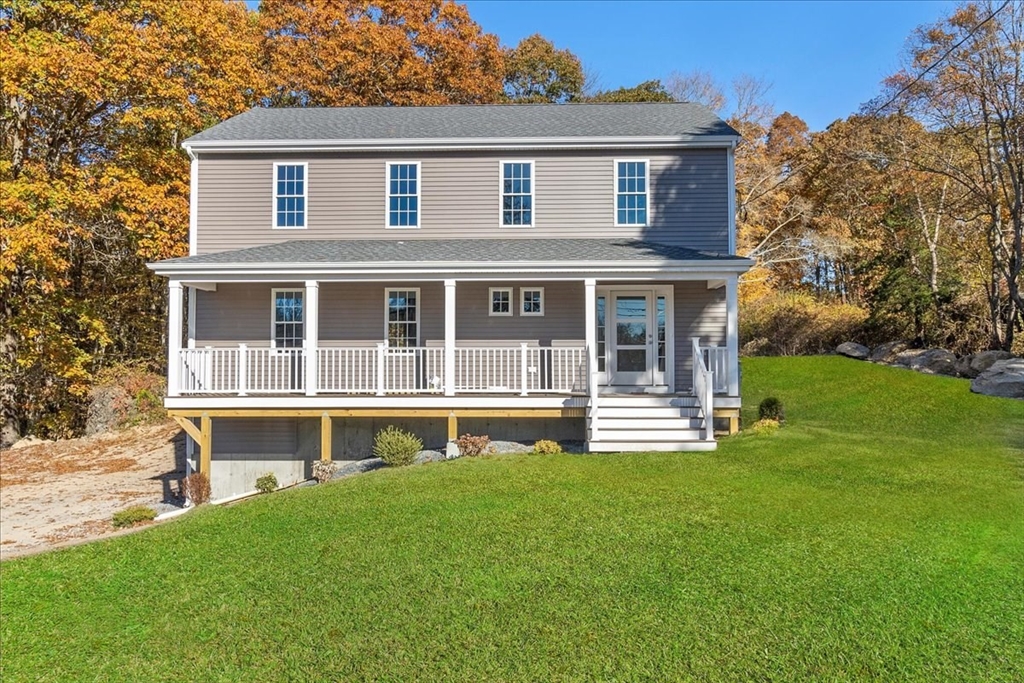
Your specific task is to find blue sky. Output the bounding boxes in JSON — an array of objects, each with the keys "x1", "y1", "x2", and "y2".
[{"x1": 464, "y1": 0, "x2": 956, "y2": 130}]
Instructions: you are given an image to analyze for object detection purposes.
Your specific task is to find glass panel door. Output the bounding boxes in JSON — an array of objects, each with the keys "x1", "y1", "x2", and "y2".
[{"x1": 610, "y1": 293, "x2": 654, "y2": 385}]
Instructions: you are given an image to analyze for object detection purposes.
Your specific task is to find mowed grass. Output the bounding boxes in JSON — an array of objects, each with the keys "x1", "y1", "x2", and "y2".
[{"x1": 2, "y1": 357, "x2": 1022, "y2": 682}]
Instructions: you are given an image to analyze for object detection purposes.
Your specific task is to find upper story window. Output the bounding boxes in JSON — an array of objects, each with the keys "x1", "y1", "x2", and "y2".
[
  {"x1": 501, "y1": 161, "x2": 533, "y2": 227},
  {"x1": 387, "y1": 162, "x2": 420, "y2": 228},
  {"x1": 615, "y1": 160, "x2": 648, "y2": 226},
  {"x1": 272, "y1": 289, "x2": 304, "y2": 348},
  {"x1": 274, "y1": 163, "x2": 307, "y2": 229}
]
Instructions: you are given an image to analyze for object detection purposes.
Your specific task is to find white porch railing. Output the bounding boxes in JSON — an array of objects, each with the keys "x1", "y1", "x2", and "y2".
[
  {"x1": 699, "y1": 345, "x2": 729, "y2": 394},
  {"x1": 175, "y1": 344, "x2": 587, "y2": 397},
  {"x1": 692, "y1": 338, "x2": 715, "y2": 442}
]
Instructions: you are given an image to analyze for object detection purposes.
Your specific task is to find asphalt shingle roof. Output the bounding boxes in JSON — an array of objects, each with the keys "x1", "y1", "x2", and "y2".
[
  {"x1": 157, "y1": 239, "x2": 739, "y2": 267},
  {"x1": 184, "y1": 103, "x2": 739, "y2": 144}
]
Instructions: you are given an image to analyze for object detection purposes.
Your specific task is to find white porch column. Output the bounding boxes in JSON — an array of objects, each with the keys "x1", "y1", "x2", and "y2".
[
  {"x1": 726, "y1": 274, "x2": 739, "y2": 396},
  {"x1": 186, "y1": 286, "x2": 196, "y2": 349},
  {"x1": 305, "y1": 280, "x2": 319, "y2": 396},
  {"x1": 444, "y1": 279, "x2": 456, "y2": 397},
  {"x1": 584, "y1": 278, "x2": 597, "y2": 386},
  {"x1": 167, "y1": 281, "x2": 183, "y2": 397}
]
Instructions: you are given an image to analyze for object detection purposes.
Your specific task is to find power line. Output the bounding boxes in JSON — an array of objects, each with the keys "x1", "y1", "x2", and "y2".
[{"x1": 867, "y1": 0, "x2": 1012, "y2": 116}]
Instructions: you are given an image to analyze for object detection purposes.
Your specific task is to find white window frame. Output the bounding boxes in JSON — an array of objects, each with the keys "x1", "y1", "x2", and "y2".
[
  {"x1": 519, "y1": 287, "x2": 544, "y2": 316},
  {"x1": 498, "y1": 160, "x2": 535, "y2": 228},
  {"x1": 384, "y1": 161, "x2": 421, "y2": 229},
  {"x1": 613, "y1": 158, "x2": 650, "y2": 227},
  {"x1": 270, "y1": 288, "x2": 305, "y2": 349},
  {"x1": 384, "y1": 287, "x2": 421, "y2": 347},
  {"x1": 488, "y1": 287, "x2": 513, "y2": 317},
  {"x1": 272, "y1": 162, "x2": 308, "y2": 230}
]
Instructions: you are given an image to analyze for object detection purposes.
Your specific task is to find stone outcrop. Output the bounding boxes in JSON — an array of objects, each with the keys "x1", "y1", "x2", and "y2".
[
  {"x1": 836, "y1": 342, "x2": 870, "y2": 360},
  {"x1": 906, "y1": 349, "x2": 958, "y2": 376},
  {"x1": 869, "y1": 340, "x2": 912, "y2": 364},
  {"x1": 955, "y1": 350, "x2": 1016, "y2": 379},
  {"x1": 970, "y1": 359, "x2": 1024, "y2": 399}
]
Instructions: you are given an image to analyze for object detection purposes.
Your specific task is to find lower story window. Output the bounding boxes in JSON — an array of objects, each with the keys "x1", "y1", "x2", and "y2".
[
  {"x1": 596, "y1": 295, "x2": 606, "y2": 372},
  {"x1": 273, "y1": 289, "x2": 304, "y2": 348},
  {"x1": 386, "y1": 289, "x2": 419, "y2": 347},
  {"x1": 489, "y1": 287, "x2": 512, "y2": 316},
  {"x1": 521, "y1": 287, "x2": 544, "y2": 316},
  {"x1": 656, "y1": 295, "x2": 666, "y2": 372}
]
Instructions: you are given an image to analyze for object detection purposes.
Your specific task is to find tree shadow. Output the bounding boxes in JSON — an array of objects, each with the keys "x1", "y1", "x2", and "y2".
[{"x1": 148, "y1": 428, "x2": 187, "y2": 506}]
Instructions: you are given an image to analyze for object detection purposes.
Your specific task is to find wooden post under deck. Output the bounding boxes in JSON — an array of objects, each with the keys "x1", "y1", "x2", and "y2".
[
  {"x1": 199, "y1": 413, "x2": 212, "y2": 475},
  {"x1": 447, "y1": 412, "x2": 458, "y2": 441},
  {"x1": 321, "y1": 412, "x2": 332, "y2": 462}
]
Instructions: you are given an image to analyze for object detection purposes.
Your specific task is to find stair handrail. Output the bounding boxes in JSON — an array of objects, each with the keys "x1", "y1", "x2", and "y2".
[
  {"x1": 692, "y1": 338, "x2": 715, "y2": 442},
  {"x1": 588, "y1": 347, "x2": 599, "y2": 441}
]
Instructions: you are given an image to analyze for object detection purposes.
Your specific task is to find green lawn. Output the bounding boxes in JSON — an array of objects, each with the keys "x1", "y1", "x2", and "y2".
[{"x1": 2, "y1": 357, "x2": 1022, "y2": 682}]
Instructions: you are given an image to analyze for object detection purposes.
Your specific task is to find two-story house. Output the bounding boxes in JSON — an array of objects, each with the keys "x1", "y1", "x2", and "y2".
[{"x1": 149, "y1": 103, "x2": 753, "y2": 500}]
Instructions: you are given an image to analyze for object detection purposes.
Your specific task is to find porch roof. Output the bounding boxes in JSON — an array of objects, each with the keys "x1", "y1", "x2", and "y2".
[{"x1": 148, "y1": 239, "x2": 754, "y2": 279}]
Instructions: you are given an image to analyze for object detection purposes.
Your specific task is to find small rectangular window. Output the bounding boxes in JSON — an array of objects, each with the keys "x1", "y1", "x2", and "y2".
[
  {"x1": 501, "y1": 161, "x2": 533, "y2": 226},
  {"x1": 520, "y1": 287, "x2": 544, "y2": 316},
  {"x1": 274, "y1": 163, "x2": 307, "y2": 229},
  {"x1": 272, "y1": 289, "x2": 304, "y2": 348},
  {"x1": 489, "y1": 287, "x2": 512, "y2": 316},
  {"x1": 387, "y1": 162, "x2": 420, "y2": 228},
  {"x1": 615, "y1": 160, "x2": 648, "y2": 226},
  {"x1": 386, "y1": 289, "x2": 419, "y2": 347}
]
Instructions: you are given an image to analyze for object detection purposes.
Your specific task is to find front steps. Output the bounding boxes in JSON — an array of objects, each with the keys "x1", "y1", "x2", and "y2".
[{"x1": 586, "y1": 394, "x2": 716, "y2": 452}]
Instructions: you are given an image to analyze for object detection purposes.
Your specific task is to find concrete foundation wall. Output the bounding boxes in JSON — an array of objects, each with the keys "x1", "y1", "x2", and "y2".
[{"x1": 207, "y1": 415, "x2": 585, "y2": 498}]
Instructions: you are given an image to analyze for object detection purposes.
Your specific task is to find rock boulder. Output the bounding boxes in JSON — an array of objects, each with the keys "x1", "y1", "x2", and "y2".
[
  {"x1": 970, "y1": 358, "x2": 1024, "y2": 399},
  {"x1": 836, "y1": 342, "x2": 870, "y2": 360},
  {"x1": 907, "y1": 349, "x2": 959, "y2": 376},
  {"x1": 870, "y1": 340, "x2": 912, "y2": 364}
]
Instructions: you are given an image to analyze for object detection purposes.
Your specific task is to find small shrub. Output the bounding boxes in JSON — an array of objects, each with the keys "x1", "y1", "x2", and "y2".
[
  {"x1": 758, "y1": 396, "x2": 785, "y2": 423},
  {"x1": 374, "y1": 426, "x2": 423, "y2": 466},
  {"x1": 182, "y1": 472, "x2": 211, "y2": 505},
  {"x1": 255, "y1": 472, "x2": 278, "y2": 494},
  {"x1": 312, "y1": 459, "x2": 337, "y2": 484},
  {"x1": 749, "y1": 419, "x2": 780, "y2": 436},
  {"x1": 111, "y1": 505, "x2": 157, "y2": 528},
  {"x1": 533, "y1": 439, "x2": 562, "y2": 454},
  {"x1": 455, "y1": 433, "x2": 492, "y2": 457}
]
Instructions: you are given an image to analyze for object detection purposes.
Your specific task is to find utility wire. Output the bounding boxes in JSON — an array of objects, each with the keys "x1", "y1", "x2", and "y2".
[{"x1": 866, "y1": 0, "x2": 1012, "y2": 116}]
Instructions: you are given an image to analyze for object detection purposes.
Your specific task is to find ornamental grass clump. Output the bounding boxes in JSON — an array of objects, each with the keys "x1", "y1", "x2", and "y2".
[
  {"x1": 111, "y1": 505, "x2": 157, "y2": 529},
  {"x1": 374, "y1": 426, "x2": 422, "y2": 466},
  {"x1": 758, "y1": 396, "x2": 785, "y2": 423},
  {"x1": 532, "y1": 439, "x2": 562, "y2": 454},
  {"x1": 750, "y1": 418, "x2": 780, "y2": 436},
  {"x1": 455, "y1": 433, "x2": 492, "y2": 457},
  {"x1": 312, "y1": 459, "x2": 337, "y2": 484},
  {"x1": 255, "y1": 473, "x2": 278, "y2": 494}
]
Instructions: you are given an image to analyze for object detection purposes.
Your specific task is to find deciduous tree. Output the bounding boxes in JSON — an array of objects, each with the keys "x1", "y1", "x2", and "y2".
[
  {"x1": 502, "y1": 33, "x2": 584, "y2": 103},
  {"x1": 260, "y1": 0, "x2": 504, "y2": 107}
]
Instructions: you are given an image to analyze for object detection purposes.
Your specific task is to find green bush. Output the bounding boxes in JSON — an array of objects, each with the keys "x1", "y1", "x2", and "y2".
[
  {"x1": 111, "y1": 505, "x2": 157, "y2": 528},
  {"x1": 749, "y1": 418, "x2": 780, "y2": 436},
  {"x1": 454, "y1": 433, "x2": 492, "y2": 457},
  {"x1": 255, "y1": 473, "x2": 278, "y2": 494},
  {"x1": 758, "y1": 396, "x2": 785, "y2": 423},
  {"x1": 533, "y1": 439, "x2": 562, "y2": 454},
  {"x1": 374, "y1": 426, "x2": 423, "y2": 466}
]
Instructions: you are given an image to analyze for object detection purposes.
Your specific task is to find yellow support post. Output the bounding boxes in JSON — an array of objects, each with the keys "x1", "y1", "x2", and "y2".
[
  {"x1": 199, "y1": 413, "x2": 212, "y2": 476},
  {"x1": 448, "y1": 412, "x2": 458, "y2": 441},
  {"x1": 321, "y1": 413, "x2": 332, "y2": 462}
]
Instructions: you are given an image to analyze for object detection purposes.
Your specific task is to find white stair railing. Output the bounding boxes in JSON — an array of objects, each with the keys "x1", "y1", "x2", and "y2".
[
  {"x1": 699, "y1": 345, "x2": 729, "y2": 394},
  {"x1": 692, "y1": 338, "x2": 715, "y2": 442}
]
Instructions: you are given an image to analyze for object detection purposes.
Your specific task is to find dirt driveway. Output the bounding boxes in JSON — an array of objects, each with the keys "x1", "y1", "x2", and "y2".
[{"x1": 0, "y1": 422, "x2": 186, "y2": 560}]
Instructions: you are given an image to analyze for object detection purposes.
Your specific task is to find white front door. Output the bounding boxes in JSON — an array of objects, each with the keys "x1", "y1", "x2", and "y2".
[{"x1": 609, "y1": 291, "x2": 655, "y2": 386}]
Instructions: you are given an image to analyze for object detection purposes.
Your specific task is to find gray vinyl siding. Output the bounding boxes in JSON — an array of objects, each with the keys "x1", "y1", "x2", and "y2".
[
  {"x1": 674, "y1": 281, "x2": 726, "y2": 391},
  {"x1": 195, "y1": 149, "x2": 729, "y2": 254},
  {"x1": 455, "y1": 281, "x2": 584, "y2": 344}
]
